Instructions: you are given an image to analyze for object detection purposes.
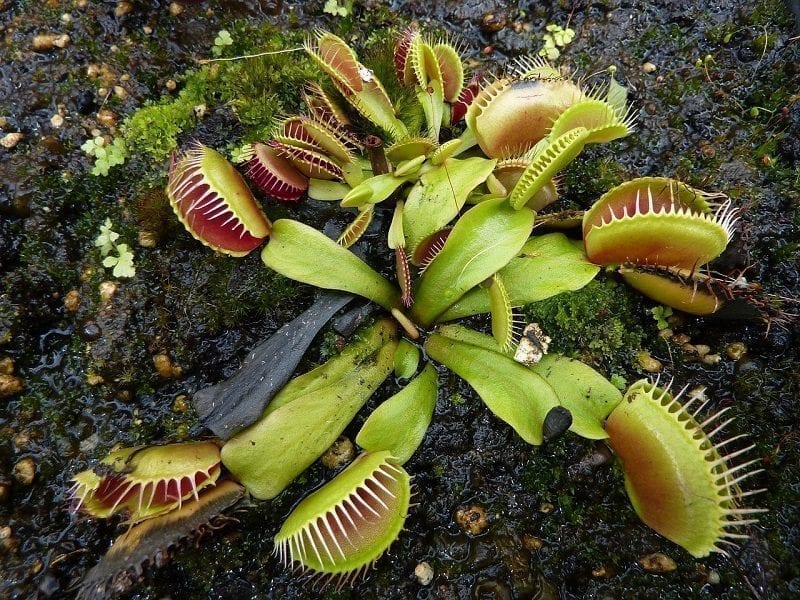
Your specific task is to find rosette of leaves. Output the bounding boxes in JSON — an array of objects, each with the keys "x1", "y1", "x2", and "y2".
[
  {"x1": 181, "y1": 29, "x2": 635, "y2": 294},
  {"x1": 247, "y1": 192, "x2": 761, "y2": 579},
  {"x1": 73, "y1": 25, "x2": 769, "y2": 594}
]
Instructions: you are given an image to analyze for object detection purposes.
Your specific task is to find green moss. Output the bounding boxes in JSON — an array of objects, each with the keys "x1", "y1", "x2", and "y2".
[
  {"x1": 449, "y1": 392, "x2": 466, "y2": 406},
  {"x1": 121, "y1": 23, "x2": 320, "y2": 160},
  {"x1": 561, "y1": 152, "x2": 625, "y2": 207},
  {"x1": 124, "y1": 98, "x2": 198, "y2": 160},
  {"x1": 746, "y1": 0, "x2": 793, "y2": 28},
  {"x1": 522, "y1": 278, "x2": 646, "y2": 373}
]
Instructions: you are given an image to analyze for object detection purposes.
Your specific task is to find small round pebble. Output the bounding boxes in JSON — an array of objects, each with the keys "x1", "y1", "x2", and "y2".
[
  {"x1": 725, "y1": 342, "x2": 747, "y2": 361},
  {"x1": 0, "y1": 373, "x2": 24, "y2": 398},
  {"x1": 0, "y1": 357, "x2": 13, "y2": 375},
  {"x1": 79, "y1": 321, "x2": 102, "y2": 341},
  {"x1": 153, "y1": 353, "x2": 182, "y2": 379},
  {"x1": 638, "y1": 552, "x2": 677, "y2": 573},
  {"x1": 414, "y1": 561, "x2": 434, "y2": 585},
  {"x1": 455, "y1": 503, "x2": 489, "y2": 536},
  {"x1": 1, "y1": 132, "x2": 23, "y2": 149},
  {"x1": 138, "y1": 231, "x2": 158, "y2": 248},
  {"x1": 637, "y1": 350, "x2": 663, "y2": 373},
  {"x1": 99, "y1": 280, "x2": 117, "y2": 303},
  {"x1": 13, "y1": 457, "x2": 36, "y2": 486},
  {"x1": 63, "y1": 289, "x2": 80, "y2": 312},
  {"x1": 320, "y1": 436, "x2": 355, "y2": 469}
]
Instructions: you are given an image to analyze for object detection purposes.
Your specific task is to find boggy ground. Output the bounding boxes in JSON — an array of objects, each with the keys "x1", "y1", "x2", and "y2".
[{"x1": 0, "y1": 0, "x2": 799, "y2": 599}]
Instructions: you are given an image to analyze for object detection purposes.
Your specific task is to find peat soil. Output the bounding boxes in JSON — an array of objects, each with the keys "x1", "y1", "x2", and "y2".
[{"x1": 1, "y1": 1, "x2": 799, "y2": 599}]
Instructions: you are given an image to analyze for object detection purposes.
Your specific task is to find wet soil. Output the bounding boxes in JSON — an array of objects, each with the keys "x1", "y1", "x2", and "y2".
[{"x1": 1, "y1": 1, "x2": 799, "y2": 599}]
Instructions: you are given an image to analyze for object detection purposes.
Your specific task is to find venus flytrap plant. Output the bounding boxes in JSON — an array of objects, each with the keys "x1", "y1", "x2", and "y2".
[{"x1": 73, "y1": 26, "x2": 773, "y2": 595}]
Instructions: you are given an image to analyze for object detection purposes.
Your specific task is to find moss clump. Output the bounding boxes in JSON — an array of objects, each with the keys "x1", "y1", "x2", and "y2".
[
  {"x1": 522, "y1": 278, "x2": 645, "y2": 373},
  {"x1": 121, "y1": 23, "x2": 320, "y2": 161},
  {"x1": 124, "y1": 95, "x2": 199, "y2": 161},
  {"x1": 746, "y1": 0, "x2": 794, "y2": 28},
  {"x1": 561, "y1": 152, "x2": 626, "y2": 208}
]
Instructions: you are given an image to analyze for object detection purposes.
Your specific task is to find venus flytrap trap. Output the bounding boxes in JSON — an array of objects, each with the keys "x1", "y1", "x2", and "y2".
[
  {"x1": 70, "y1": 441, "x2": 222, "y2": 523},
  {"x1": 71, "y1": 26, "x2": 773, "y2": 596},
  {"x1": 605, "y1": 381, "x2": 767, "y2": 557}
]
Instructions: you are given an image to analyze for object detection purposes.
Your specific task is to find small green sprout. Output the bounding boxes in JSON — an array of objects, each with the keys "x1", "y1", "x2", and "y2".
[
  {"x1": 609, "y1": 373, "x2": 628, "y2": 391},
  {"x1": 95, "y1": 218, "x2": 136, "y2": 278},
  {"x1": 81, "y1": 136, "x2": 127, "y2": 176},
  {"x1": 323, "y1": 0, "x2": 349, "y2": 17},
  {"x1": 212, "y1": 30, "x2": 233, "y2": 57},
  {"x1": 229, "y1": 143, "x2": 253, "y2": 164},
  {"x1": 449, "y1": 392, "x2": 465, "y2": 406},
  {"x1": 102, "y1": 244, "x2": 136, "y2": 278},
  {"x1": 95, "y1": 218, "x2": 120, "y2": 256},
  {"x1": 539, "y1": 23, "x2": 576, "y2": 61},
  {"x1": 650, "y1": 305, "x2": 673, "y2": 330}
]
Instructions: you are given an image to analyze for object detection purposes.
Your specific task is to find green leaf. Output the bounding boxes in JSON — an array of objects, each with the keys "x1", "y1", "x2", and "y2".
[
  {"x1": 221, "y1": 320, "x2": 398, "y2": 499},
  {"x1": 425, "y1": 329, "x2": 558, "y2": 445},
  {"x1": 261, "y1": 219, "x2": 401, "y2": 311},
  {"x1": 356, "y1": 363, "x2": 438, "y2": 464},
  {"x1": 111, "y1": 244, "x2": 136, "y2": 278},
  {"x1": 440, "y1": 233, "x2": 600, "y2": 321},
  {"x1": 410, "y1": 196, "x2": 535, "y2": 326},
  {"x1": 81, "y1": 138, "x2": 98, "y2": 155},
  {"x1": 432, "y1": 323, "x2": 508, "y2": 354},
  {"x1": 393, "y1": 337, "x2": 420, "y2": 380},
  {"x1": 95, "y1": 218, "x2": 119, "y2": 256},
  {"x1": 308, "y1": 179, "x2": 350, "y2": 201},
  {"x1": 606, "y1": 76, "x2": 628, "y2": 115},
  {"x1": 530, "y1": 354, "x2": 622, "y2": 439},
  {"x1": 340, "y1": 173, "x2": 412, "y2": 208},
  {"x1": 323, "y1": 0, "x2": 349, "y2": 17},
  {"x1": 214, "y1": 30, "x2": 233, "y2": 47},
  {"x1": 402, "y1": 157, "x2": 497, "y2": 257}
]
